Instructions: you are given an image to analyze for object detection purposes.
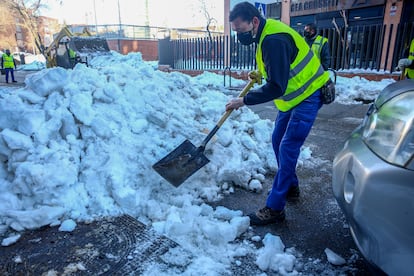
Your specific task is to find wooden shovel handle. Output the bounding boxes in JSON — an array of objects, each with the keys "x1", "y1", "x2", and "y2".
[
  {"x1": 400, "y1": 66, "x2": 406, "y2": 80},
  {"x1": 216, "y1": 79, "x2": 257, "y2": 127},
  {"x1": 200, "y1": 77, "x2": 259, "y2": 148}
]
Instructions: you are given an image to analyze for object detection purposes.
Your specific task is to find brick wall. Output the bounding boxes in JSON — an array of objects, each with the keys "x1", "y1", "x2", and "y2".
[{"x1": 107, "y1": 39, "x2": 158, "y2": 61}]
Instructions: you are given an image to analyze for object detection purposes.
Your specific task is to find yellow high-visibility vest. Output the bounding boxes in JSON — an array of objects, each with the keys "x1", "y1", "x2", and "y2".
[
  {"x1": 256, "y1": 19, "x2": 329, "y2": 111},
  {"x1": 311, "y1": 35, "x2": 328, "y2": 60},
  {"x1": 2, "y1": 54, "x2": 14, "y2": 69},
  {"x1": 406, "y1": 39, "x2": 414, "y2": 79}
]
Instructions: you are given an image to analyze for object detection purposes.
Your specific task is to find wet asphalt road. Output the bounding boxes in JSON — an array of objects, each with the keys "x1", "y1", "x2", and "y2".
[
  {"x1": 211, "y1": 100, "x2": 375, "y2": 275},
  {"x1": 0, "y1": 69, "x2": 33, "y2": 87}
]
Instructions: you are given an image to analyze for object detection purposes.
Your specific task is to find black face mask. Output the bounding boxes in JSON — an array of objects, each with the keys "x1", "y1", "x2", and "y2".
[
  {"x1": 237, "y1": 30, "x2": 255, "y2": 45},
  {"x1": 304, "y1": 31, "x2": 312, "y2": 38}
]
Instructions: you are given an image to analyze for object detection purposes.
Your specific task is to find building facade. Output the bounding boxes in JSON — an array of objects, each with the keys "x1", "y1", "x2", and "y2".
[{"x1": 224, "y1": 0, "x2": 413, "y2": 72}]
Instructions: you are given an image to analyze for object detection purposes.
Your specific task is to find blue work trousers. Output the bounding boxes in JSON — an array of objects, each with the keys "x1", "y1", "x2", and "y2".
[
  {"x1": 4, "y1": 68, "x2": 15, "y2": 82},
  {"x1": 266, "y1": 90, "x2": 322, "y2": 211}
]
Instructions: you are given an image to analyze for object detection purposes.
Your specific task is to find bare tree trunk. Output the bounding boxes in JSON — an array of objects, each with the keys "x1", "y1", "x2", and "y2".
[
  {"x1": 199, "y1": 0, "x2": 216, "y2": 62},
  {"x1": 3, "y1": 0, "x2": 45, "y2": 54},
  {"x1": 339, "y1": 9, "x2": 349, "y2": 69},
  {"x1": 0, "y1": 2, "x2": 17, "y2": 50}
]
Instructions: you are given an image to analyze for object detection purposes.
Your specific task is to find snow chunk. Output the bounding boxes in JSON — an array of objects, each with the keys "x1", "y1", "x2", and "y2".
[
  {"x1": 1, "y1": 129, "x2": 33, "y2": 150},
  {"x1": 324, "y1": 248, "x2": 346, "y2": 266},
  {"x1": 5, "y1": 206, "x2": 65, "y2": 231},
  {"x1": 25, "y1": 67, "x2": 69, "y2": 96},
  {"x1": 1, "y1": 234, "x2": 21, "y2": 246},
  {"x1": 59, "y1": 219, "x2": 77, "y2": 232},
  {"x1": 256, "y1": 233, "x2": 296, "y2": 273}
]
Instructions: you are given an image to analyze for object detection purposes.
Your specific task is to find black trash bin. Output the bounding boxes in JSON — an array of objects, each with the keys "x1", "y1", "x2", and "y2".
[{"x1": 19, "y1": 54, "x2": 25, "y2": 65}]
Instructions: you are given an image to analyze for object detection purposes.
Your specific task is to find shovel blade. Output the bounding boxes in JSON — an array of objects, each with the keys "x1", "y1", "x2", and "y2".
[{"x1": 152, "y1": 139, "x2": 210, "y2": 187}]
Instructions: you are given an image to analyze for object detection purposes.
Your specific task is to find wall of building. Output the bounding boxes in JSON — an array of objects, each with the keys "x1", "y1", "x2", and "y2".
[
  {"x1": 106, "y1": 39, "x2": 158, "y2": 61},
  {"x1": 223, "y1": 0, "x2": 411, "y2": 72},
  {"x1": 380, "y1": 0, "x2": 404, "y2": 69}
]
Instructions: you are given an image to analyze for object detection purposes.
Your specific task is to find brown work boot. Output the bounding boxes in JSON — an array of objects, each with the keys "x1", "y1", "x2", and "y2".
[{"x1": 249, "y1": 207, "x2": 285, "y2": 226}]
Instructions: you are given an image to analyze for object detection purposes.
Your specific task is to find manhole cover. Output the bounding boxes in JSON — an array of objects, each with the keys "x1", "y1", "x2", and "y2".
[{"x1": 0, "y1": 215, "x2": 189, "y2": 275}]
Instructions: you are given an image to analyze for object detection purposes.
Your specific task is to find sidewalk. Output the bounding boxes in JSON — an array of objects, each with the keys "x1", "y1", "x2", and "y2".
[{"x1": 0, "y1": 70, "x2": 37, "y2": 87}]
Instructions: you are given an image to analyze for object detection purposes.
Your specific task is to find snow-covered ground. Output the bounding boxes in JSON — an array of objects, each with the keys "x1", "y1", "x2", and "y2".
[{"x1": 0, "y1": 52, "x2": 395, "y2": 275}]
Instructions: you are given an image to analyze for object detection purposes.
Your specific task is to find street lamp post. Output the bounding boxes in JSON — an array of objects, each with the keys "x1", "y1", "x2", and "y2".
[
  {"x1": 117, "y1": 0, "x2": 122, "y2": 52},
  {"x1": 93, "y1": 0, "x2": 98, "y2": 34}
]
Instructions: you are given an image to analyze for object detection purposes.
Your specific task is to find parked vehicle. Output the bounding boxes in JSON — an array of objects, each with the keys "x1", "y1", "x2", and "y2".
[{"x1": 332, "y1": 79, "x2": 414, "y2": 275}]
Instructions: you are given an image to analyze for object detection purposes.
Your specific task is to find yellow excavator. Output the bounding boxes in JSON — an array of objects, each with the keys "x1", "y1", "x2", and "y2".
[{"x1": 40, "y1": 26, "x2": 110, "y2": 69}]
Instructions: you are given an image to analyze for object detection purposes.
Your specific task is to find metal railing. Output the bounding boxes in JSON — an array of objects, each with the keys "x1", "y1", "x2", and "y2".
[
  {"x1": 168, "y1": 22, "x2": 414, "y2": 74},
  {"x1": 68, "y1": 24, "x2": 223, "y2": 40},
  {"x1": 171, "y1": 36, "x2": 256, "y2": 71}
]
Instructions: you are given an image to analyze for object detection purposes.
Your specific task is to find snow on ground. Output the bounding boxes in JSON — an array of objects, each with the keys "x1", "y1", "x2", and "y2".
[
  {"x1": 17, "y1": 61, "x2": 46, "y2": 71},
  {"x1": 0, "y1": 52, "x2": 395, "y2": 274},
  {"x1": 335, "y1": 75, "x2": 394, "y2": 104}
]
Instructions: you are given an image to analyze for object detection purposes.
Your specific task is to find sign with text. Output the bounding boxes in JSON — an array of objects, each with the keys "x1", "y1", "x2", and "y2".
[{"x1": 290, "y1": 0, "x2": 386, "y2": 17}]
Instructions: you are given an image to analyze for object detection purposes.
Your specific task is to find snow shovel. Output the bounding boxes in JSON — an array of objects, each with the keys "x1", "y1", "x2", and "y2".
[
  {"x1": 400, "y1": 66, "x2": 406, "y2": 80},
  {"x1": 153, "y1": 75, "x2": 261, "y2": 187},
  {"x1": 395, "y1": 65, "x2": 406, "y2": 81}
]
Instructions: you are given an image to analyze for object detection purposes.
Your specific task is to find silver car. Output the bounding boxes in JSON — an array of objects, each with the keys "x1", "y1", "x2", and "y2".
[{"x1": 332, "y1": 79, "x2": 414, "y2": 275}]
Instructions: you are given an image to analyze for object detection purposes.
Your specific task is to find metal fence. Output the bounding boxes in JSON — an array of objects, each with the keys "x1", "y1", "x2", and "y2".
[
  {"x1": 312, "y1": 22, "x2": 414, "y2": 72},
  {"x1": 168, "y1": 22, "x2": 414, "y2": 74},
  {"x1": 171, "y1": 36, "x2": 256, "y2": 71},
  {"x1": 68, "y1": 24, "x2": 223, "y2": 40}
]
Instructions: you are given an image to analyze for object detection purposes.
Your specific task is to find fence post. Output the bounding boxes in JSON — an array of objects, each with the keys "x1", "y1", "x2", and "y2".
[
  {"x1": 224, "y1": 66, "x2": 232, "y2": 87},
  {"x1": 158, "y1": 36, "x2": 174, "y2": 68}
]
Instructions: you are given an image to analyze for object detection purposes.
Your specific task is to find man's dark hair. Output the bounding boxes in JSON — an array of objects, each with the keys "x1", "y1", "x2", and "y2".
[
  {"x1": 229, "y1": 2, "x2": 262, "y2": 22},
  {"x1": 305, "y1": 23, "x2": 317, "y2": 33}
]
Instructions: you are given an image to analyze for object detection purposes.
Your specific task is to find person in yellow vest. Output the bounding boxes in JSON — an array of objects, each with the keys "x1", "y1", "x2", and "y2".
[
  {"x1": 304, "y1": 23, "x2": 330, "y2": 71},
  {"x1": 1, "y1": 49, "x2": 17, "y2": 83},
  {"x1": 68, "y1": 48, "x2": 77, "y2": 67},
  {"x1": 397, "y1": 38, "x2": 414, "y2": 79},
  {"x1": 225, "y1": 2, "x2": 330, "y2": 225},
  {"x1": 68, "y1": 48, "x2": 76, "y2": 59}
]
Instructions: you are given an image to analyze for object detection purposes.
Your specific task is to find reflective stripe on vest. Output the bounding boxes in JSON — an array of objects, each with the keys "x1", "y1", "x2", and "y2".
[
  {"x1": 407, "y1": 39, "x2": 414, "y2": 79},
  {"x1": 2, "y1": 54, "x2": 14, "y2": 69},
  {"x1": 311, "y1": 35, "x2": 328, "y2": 60},
  {"x1": 256, "y1": 19, "x2": 329, "y2": 112}
]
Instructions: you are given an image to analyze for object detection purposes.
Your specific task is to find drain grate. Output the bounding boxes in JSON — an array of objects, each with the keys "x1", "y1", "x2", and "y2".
[{"x1": 0, "y1": 215, "x2": 189, "y2": 275}]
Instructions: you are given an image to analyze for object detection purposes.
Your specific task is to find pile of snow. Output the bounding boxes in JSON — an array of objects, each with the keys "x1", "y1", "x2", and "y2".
[
  {"x1": 0, "y1": 51, "x2": 302, "y2": 274},
  {"x1": 13, "y1": 53, "x2": 46, "y2": 71},
  {"x1": 18, "y1": 61, "x2": 46, "y2": 71},
  {"x1": 335, "y1": 75, "x2": 394, "y2": 104}
]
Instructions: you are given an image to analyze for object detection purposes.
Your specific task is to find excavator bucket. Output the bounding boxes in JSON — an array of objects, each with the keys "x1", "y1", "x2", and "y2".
[
  {"x1": 43, "y1": 26, "x2": 111, "y2": 69},
  {"x1": 69, "y1": 37, "x2": 110, "y2": 54},
  {"x1": 54, "y1": 37, "x2": 111, "y2": 69}
]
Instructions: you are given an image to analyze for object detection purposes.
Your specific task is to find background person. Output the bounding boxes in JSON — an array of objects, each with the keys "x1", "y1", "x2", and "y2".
[
  {"x1": 1, "y1": 49, "x2": 17, "y2": 83},
  {"x1": 304, "y1": 23, "x2": 330, "y2": 71},
  {"x1": 398, "y1": 38, "x2": 414, "y2": 79},
  {"x1": 225, "y1": 2, "x2": 330, "y2": 226}
]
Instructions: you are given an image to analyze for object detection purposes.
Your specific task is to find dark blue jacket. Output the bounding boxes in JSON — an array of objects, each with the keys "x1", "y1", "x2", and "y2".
[{"x1": 244, "y1": 18, "x2": 299, "y2": 105}]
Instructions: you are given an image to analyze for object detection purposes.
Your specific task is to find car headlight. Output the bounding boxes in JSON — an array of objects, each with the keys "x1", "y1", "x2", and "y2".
[{"x1": 362, "y1": 91, "x2": 414, "y2": 169}]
